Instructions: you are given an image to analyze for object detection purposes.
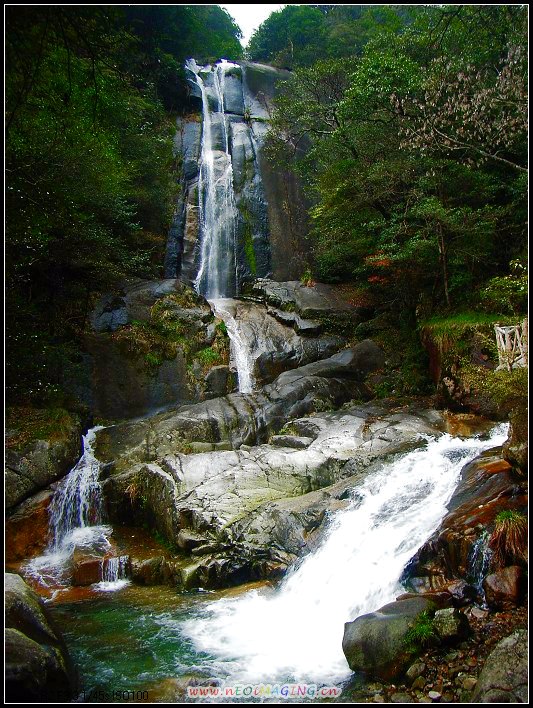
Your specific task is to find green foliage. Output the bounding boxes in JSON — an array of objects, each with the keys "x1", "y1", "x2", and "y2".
[
  {"x1": 460, "y1": 364, "x2": 528, "y2": 411},
  {"x1": 490, "y1": 510, "x2": 528, "y2": 568},
  {"x1": 404, "y1": 611, "x2": 437, "y2": 654},
  {"x1": 265, "y1": 5, "x2": 527, "y2": 336},
  {"x1": 5, "y1": 6, "x2": 242, "y2": 406},
  {"x1": 6, "y1": 406, "x2": 76, "y2": 450}
]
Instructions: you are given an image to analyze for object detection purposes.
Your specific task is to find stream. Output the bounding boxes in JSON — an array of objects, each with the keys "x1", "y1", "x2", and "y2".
[{"x1": 29, "y1": 422, "x2": 507, "y2": 701}]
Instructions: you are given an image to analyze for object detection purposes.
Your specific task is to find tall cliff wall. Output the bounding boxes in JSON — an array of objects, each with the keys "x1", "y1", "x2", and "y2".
[{"x1": 165, "y1": 60, "x2": 310, "y2": 286}]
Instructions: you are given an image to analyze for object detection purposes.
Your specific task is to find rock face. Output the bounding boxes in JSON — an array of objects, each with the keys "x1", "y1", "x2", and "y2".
[
  {"x1": 100, "y1": 392, "x2": 443, "y2": 588},
  {"x1": 85, "y1": 279, "x2": 232, "y2": 420},
  {"x1": 5, "y1": 415, "x2": 82, "y2": 510},
  {"x1": 342, "y1": 597, "x2": 433, "y2": 681},
  {"x1": 169, "y1": 61, "x2": 311, "y2": 285},
  {"x1": 470, "y1": 629, "x2": 528, "y2": 703},
  {"x1": 5, "y1": 573, "x2": 76, "y2": 702},
  {"x1": 402, "y1": 448, "x2": 527, "y2": 595}
]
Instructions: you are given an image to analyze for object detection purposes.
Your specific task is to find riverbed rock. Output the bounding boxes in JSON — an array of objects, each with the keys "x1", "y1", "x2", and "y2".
[
  {"x1": 483, "y1": 566, "x2": 527, "y2": 609},
  {"x1": 95, "y1": 345, "x2": 384, "y2": 466},
  {"x1": 5, "y1": 489, "x2": 52, "y2": 561},
  {"x1": 252, "y1": 278, "x2": 368, "y2": 329},
  {"x1": 342, "y1": 596, "x2": 433, "y2": 681},
  {"x1": 470, "y1": 629, "x2": 528, "y2": 702},
  {"x1": 5, "y1": 572, "x2": 75, "y2": 701}
]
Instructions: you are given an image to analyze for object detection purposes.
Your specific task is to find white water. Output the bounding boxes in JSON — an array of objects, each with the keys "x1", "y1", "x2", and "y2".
[
  {"x1": 181, "y1": 423, "x2": 508, "y2": 685},
  {"x1": 188, "y1": 59, "x2": 240, "y2": 299},
  {"x1": 24, "y1": 426, "x2": 129, "y2": 591},
  {"x1": 210, "y1": 298, "x2": 256, "y2": 393}
]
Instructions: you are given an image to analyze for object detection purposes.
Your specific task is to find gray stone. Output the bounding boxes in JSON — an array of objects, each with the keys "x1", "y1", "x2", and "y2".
[
  {"x1": 471, "y1": 630, "x2": 528, "y2": 702},
  {"x1": 342, "y1": 597, "x2": 433, "y2": 681},
  {"x1": 406, "y1": 661, "x2": 426, "y2": 683},
  {"x1": 432, "y1": 607, "x2": 470, "y2": 642}
]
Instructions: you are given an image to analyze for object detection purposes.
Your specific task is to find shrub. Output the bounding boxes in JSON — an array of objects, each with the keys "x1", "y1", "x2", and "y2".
[
  {"x1": 404, "y1": 610, "x2": 437, "y2": 654},
  {"x1": 489, "y1": 510, "x2": 528, "y2": 568}
]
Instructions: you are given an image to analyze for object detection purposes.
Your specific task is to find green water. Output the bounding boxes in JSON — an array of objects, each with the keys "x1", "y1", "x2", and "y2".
[{"x1": 49, "y1": 585, "x2": 222, "y2": 701}]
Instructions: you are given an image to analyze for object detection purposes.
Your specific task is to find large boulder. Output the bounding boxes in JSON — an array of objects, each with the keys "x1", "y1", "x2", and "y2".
[
  {"x1": 470, "y1": 629, "x2": 528, "y2": 703},
  {"x1": 502, "y1": 406, "x2": 528, "y2": 472},
  {"x1": 5, "y1": 573, "x2": 76, "y2": 702},
  {"x1": 342, "y1": 597, "x2": 433, "y2": 682},
  {"x1": 102, "y1": 402, "x2": 443, "y2": 588}
]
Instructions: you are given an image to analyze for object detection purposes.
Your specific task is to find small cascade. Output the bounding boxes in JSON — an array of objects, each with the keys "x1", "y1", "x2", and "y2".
[
  {"x1": 181, "y1": 423, "x2": 509, "y2": 684},
  {"x1": 48, "y1": 425, "x2": 105, "y2": 550},
  {"x1": 210, "y1": 298, "x2": 256, "y2": 393},
  {"x1": 187, "y1": 59, "x2": 240, "y2": 299},
  {"x1": 467, "y1": 530, "x2": 493, "y2": 606},
  {"x1": 25, "y1": 426, "x2": 129, "y2": 592}
]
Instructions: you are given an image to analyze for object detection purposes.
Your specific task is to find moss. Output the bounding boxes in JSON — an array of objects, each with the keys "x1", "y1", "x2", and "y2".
[
  {"x1": 420, "y1": 312, "x2": 516, "y2": 349},
  {"x1": 238, "y1": 201, "x2": 257, "y2": 276},
  {"x1": 459, "y1": 362, "x2": 528, "y2": 409},
  {"x1": 6, "y1": 406, "x2": 76, "y2": 450}
]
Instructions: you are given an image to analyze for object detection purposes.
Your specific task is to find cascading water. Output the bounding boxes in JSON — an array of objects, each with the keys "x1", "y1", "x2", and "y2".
[
  {"x1": 467, "y1": 530, "x2": 493, "y2": 606},
  {"x1": 25, "y1": 426, "x2": 130, "y2": 591},
  {"x1": 188, "y1": 59, "x2": 239, "y2": 300},
  {"x1": 210, "y1": 299, "x2": 256, "y2": 393},
  {"x1": 180, "y1": 423, "x2": 509, "y2": 685},
  {"x1": 186, "y1": 59, "x2": 260, "y2": 392}
]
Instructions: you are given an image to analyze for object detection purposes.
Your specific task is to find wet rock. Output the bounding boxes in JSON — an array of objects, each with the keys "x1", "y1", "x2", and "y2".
[
  {"x1": 432, "y1": 608, "x2": 470, "y2": 642},
  {"x1": 428, "y1": 690, "x2": 441, "y2": 701},
  {"x1": 471, "y1": 629, "x2": 527, "y2": 702},
  {"x1": 483, "y1": 566, "x2": 526, "y2": 609},
  {"x1": 5, "y1": 489, "x2": 52, "y2": 562},
  {"x1": 269, "y1": 435, "x2": 314, "y2": 449},
  {"x1": 177, "y1": 529, "x2": 210, "y2": 551},
  {"x1": 403, "y1": 449, "x2": 527, "y2": 591},
  {"x1": 252, "y1": 278, "x2": 362, "y2": 325},
  {"x1": 205, "y1": 366, "x2": 234, "y2": 398},
  {"x1": 71, "y1": 554, "x2": 103, "y2": 586},
  {"x1": 391, "y1": 692, "x2": 414, "y2": 703},
  {"x1": 342, "y1": 596, "x2": 433, "y2": 681},
  {"x1": 5, "y1": 573, "x2": 75, "y2": 701}
]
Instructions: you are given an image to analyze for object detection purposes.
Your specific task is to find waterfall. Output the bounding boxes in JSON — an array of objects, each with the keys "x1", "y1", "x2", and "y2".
[
  {"x1": 48, "y1": 426, "x2": 105, "y2": 550},
  {"x1": 210, "y1": 298, "x2": 256, "y2": 393},
  {"x1": 187, "y1": 59, "x2": 239, "y2": 299},
  {"x1": 24, "y1": 426, "x2": 129, "y2": 591},
  {"x1": 181, "y1": 423, "x2": 508, "y2": 685},
  {"x1": 467, "y1": 530, "x2": 493, "y2": 606}
]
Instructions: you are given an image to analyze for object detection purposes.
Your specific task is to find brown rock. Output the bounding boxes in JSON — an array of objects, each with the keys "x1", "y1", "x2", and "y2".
[
  {"x1": 71, "y1": 554, "x2": 103, "y2": 586},
  {"x1": 5, "y1": 490, "x2": 52, "y2": 562},
  {"x1": 483, "y1": 566, "x2": 526, "y2": 609}
]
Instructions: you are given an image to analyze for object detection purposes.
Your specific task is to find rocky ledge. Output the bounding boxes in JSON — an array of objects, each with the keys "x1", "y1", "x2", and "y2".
[{"x1": 100, "y1": 387, "x2": 444, "y2": 588}]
